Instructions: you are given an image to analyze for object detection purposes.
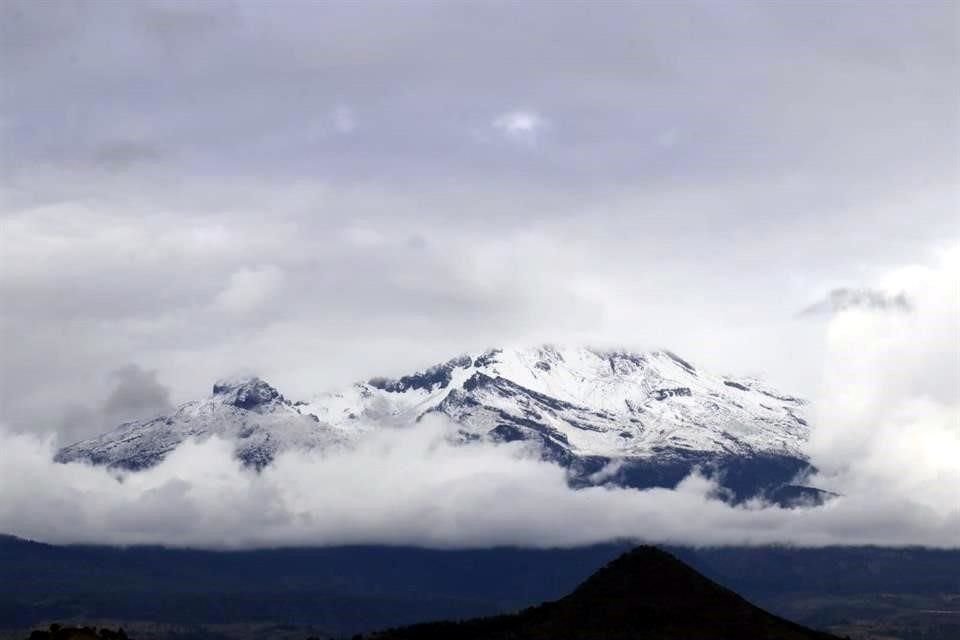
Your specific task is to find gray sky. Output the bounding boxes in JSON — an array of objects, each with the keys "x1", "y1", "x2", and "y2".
[{"x1": 1, "y1": 0, "x2": 958, "y2": 441}]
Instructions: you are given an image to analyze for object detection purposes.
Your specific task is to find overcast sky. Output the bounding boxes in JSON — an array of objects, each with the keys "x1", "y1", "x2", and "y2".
[{"x1": 1, "y1": 0, "x2": 957, "y2": 442}]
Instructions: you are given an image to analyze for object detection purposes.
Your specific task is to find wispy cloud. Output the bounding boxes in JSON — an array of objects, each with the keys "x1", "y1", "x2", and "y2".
[
  {"x1": 799, "y1": 288, "x2": 912, "y2": 317},
  {"x1": 213, "y1": 265, "x2": 286, "y2": 314},
  {"x1": 492, "y1": 110, "x2": 549, "y2": 145},
  {"x1": 331, "y1": 105, "x2": 356, "y2": 135}
]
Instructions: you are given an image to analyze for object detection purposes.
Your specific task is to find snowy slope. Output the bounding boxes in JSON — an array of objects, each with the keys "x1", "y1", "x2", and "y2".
[
  {"x1": 55, "y1": 377, "x2": 350, "y2": 470},
  {"x1": 55, "y1": 346, "x2": 816, "y2": 501},
  {"x1": 301, "y1": 346, "x2": 808, "y2": 460}
]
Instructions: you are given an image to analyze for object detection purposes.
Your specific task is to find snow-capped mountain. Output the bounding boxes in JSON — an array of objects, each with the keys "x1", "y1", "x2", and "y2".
[
  {"x1": 314, "y1": 346, "x2": 807, "y2": 458},
  {"x1": 55, "y1": 377, "x2": 349, "y2": 470},
  {"x1": 56, "y1": 345, "x2": 819, "y2": 503}
]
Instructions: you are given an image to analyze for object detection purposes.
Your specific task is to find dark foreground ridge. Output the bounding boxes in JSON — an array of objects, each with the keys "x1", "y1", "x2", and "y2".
[
  {"x1": 24, "y1": 624, "x2": 129, "y2": 640},
  {"x1": 5, "y1": 536, "x2": 958, "y2": 638},
  {"x1": 364, "y1": 546, "x2": 841, "y2": 640}
]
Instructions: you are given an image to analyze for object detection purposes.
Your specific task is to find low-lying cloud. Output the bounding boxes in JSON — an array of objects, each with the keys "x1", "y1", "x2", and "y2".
[{"x1": 1, "y1": 414, "x2": 956, "y2": 549}]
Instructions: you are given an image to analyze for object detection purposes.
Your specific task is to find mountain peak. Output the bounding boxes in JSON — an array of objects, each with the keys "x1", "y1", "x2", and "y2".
[
  {"x1": 211, "y1": 376, "x2": 284, "y2": 410},
  {"x1": 367, "y1": 354, "x2": 473, "y2": 393},
  {"x1": 572, "y1": 546, "x2": 717, "y2": 601},
  {"x1": 57, "y1": 344, "x2": 815, "y2": 502},
  {"x1": 479, "y1": 344, "x2": 694, "y2": 373},
  {"x1": 367, "y1": 545, "x2": 841, "y2": 639}
]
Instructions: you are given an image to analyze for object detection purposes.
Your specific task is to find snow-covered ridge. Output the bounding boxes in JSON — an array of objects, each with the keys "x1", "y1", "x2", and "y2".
[
  {"x1": 56, "y1": 345, "x2": 810, "y2": 475},
  {"x1": 302, "y1": 345, "x2": 807, "y2": 460},
  {"x1": 55, "y1": 377, "x2": 349, "y2": 470}
]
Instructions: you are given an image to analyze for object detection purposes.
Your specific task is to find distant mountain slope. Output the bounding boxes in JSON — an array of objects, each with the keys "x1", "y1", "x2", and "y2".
[
  {"x1": 365, "y1": 546, "x2": 841, "y2": 640},
  {"x1": 55, "y1": 345, "x2": 821, "y2": 502},
  {"x1": 305, "y1": 346, "x2": 809, "y2": 460},
  {"x1": 55, "y1": 377, "x2": 348, "y2": 470}
]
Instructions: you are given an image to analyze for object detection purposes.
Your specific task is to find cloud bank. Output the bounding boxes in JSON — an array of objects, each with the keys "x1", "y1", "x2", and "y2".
[{"x1": 1, "y1": 416, "x2": 955, "y2": 550}]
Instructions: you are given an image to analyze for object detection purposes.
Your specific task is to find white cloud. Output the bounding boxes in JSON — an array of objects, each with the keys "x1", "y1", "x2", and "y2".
[
  {"x1": 331, "y1": 105, "x2": 356, "y2": 135},
  {"x1": 492, "y1": 110, "x2": 549, "y2": 144},
  {"x1": 300, "y1": 106, "x2": 357, "y2": 142},
  {"x1": 656, "y1": 129, "x2": 679, "y2": 149},
  {"x1": 341, "y1": 224, "x2": 386, "y2": 248},
  {"x1": 213, "y1": 264, "x2": 285, "y2": 314},
  {"x1": 1, "y1": 412, "x2": 956, "y2": 549},
  {"x1": 807, "y1": 245, "x2": 960, "y2": 514}
]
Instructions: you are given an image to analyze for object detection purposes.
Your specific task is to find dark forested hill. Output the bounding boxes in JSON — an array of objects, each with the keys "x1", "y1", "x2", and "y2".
[
  {"x1": 366, "y1": 546, "x2": 840, "y2": 640},
  {"x1": 2, "y1": 536, "x2": 958, "y2": 638}
]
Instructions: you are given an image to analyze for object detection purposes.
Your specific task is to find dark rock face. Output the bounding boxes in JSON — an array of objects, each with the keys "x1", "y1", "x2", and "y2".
[
  {"x1": 652, "y1": 387, "x2": 692, "y2": 400},
  {"x1": 763, "y1": 389, "x2": 804, "y2": 404},
  {"x1": 766, "y1": 484, "x2": 839, "y2": 507},
  {"x1": 724, "y1": 380, "x2": 751, "y2": 391},
  {"x1": 369, "y1": 355, "x2": 473, "y2": 393},
  {"x1": 234, "y1": 440, "x2": 278, "y2": 470},
  {"x1": 472, "y1": 349, "x2": 502, "y2": 368},
  {"x1": 461, "y1": 371, "x2": 494, "y2": 392},
  {"x1": 488, "y1": 421, "x2": 575, "y2": 466},
  {"x1": 212, "y1": 378, "x2": 283, "y2": 411},
  {"x1": 603, "y1": 351, "x2": 647, "y2": 375},
  {"x1": 563, "y1": 452, "x2": 819, "y2": 506},
  {"x1": 488, "y1": 424, "x2": 526, "y2": 442},
  {"x1": 662, "y1": 350, "x2": 696, "y2": 373}
]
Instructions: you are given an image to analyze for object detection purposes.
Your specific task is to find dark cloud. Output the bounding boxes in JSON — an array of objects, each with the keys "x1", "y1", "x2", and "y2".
[
  {"x1": 799, "y1": 288, "x2": 912, "y2": 317},
  {"x1": 55, "y1": 403, "x2": 101, "y2": 450},
  {"x1": 92, "y1": 140, "x2": 166, "y2": 171},
  {"x1": 54, "y1": 365, "x2": 174, "y2": 446},
  {"x1": 102, "y1": 364, "x2": 174, "y2": 425}
]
